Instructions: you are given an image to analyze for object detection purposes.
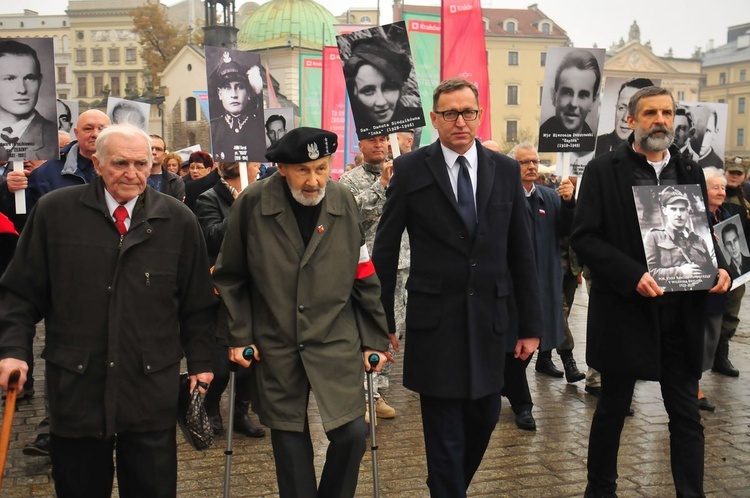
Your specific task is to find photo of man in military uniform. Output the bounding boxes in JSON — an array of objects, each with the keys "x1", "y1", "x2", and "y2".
[
  {"x1": 205, "y1": 46, "x2": 265, "y2": 162},
  {"x1": 640, "y1": 185, "x2": 717, "y2": 292}
]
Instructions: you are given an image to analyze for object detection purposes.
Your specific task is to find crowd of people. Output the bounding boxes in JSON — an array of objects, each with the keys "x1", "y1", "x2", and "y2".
[{"x1": 0, "y1": 76, "x2": 746, "y2": 498}]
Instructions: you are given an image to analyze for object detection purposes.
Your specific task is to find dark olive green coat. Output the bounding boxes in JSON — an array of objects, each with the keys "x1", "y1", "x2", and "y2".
[{"x1": 213, "y1": 173, "x2": 390, "y2": 432}]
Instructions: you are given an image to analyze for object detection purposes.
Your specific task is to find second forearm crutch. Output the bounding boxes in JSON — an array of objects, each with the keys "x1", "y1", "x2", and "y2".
[
  {"x1": 366, "y1": 353, "x2": 381, "y2": 498},
  {"x1": 0, "y1": 369, "x2": 21, "y2": 490},
  {"x1": 223, "y1": 347, "x2": 254, "y2": 498}
]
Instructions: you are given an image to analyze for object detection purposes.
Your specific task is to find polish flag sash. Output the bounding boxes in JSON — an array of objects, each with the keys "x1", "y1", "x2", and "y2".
[{"x1": 356, "y1": 244, "x2": 376, "y2": 279}]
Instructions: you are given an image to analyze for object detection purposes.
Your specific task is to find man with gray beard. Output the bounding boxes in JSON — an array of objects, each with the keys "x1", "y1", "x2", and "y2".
[
  {"x1": 213, "y1": 127, "x2": 391, "y2": 498},
  {"x1": 571, "y1": 86, "x2": 731, "y2": 498}
]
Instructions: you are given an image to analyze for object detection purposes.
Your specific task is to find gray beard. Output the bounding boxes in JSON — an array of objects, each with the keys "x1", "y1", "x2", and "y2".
[
  {"x1": 635, "y1": 126, "x2": 675, "y2": 153},
  {"x1": 288, "y1": 181, "x2": 326, "y2": 206}
]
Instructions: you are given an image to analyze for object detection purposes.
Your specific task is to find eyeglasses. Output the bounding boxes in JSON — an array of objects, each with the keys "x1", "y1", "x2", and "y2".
[
  {"x1": 434, "y1": 109, "x2": 479, "y2": 122},
  {"x1": 519, "y1": 159, "x2": 540, "y2": 167},
  {"x1": 189, "y1": 165, "x2": 206, "y2": 171}
]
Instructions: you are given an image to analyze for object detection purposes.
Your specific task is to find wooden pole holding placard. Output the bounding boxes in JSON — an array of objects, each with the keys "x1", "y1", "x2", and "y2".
[{"x1": 12, "y1": 162, "x2": 25, "y2": 215}]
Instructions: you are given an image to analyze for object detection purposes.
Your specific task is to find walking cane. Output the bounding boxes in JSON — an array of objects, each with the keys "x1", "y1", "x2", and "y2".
[
  {"x1": 223, "y1": 347, "x2": 254, "y2": 498},
  {"x1": 366, "y1": 353, "x2": 381, "y2": 498},
  {"x1": 0, "y1": 369, "x2": 21, "y2": 490}
]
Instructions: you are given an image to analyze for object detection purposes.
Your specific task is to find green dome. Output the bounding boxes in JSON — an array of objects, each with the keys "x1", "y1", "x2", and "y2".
[{"x1": 237, "y1": 0, "x2": 339, "y2": 50}]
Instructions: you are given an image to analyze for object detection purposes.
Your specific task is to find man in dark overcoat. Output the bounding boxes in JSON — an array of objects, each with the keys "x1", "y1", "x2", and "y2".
[
  {"x1": 571, "y1": 86, "x2": 730, "y2": 498},
  {"x1": 0, "y1": 123, "x2": 216, "y2": 497},
  {"x1": 213, "y1": 127, "x2": 392, "y2": 498},
  {"x1": 372, "y1": 78, "x2": 542, "y2": 498}
]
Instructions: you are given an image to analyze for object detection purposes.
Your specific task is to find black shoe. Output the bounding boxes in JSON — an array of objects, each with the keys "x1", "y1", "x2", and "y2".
[
  {"x1": 585, "y1": 385, "x2": 601, "y2": 397},
  {"x1": 208, "y1": 412, "x2": 223, "y2": 435},
  {"x1": 514, "y1": 410, "x2": 537, "y2": 431},
  {"x1": 712, "y1": 359, "x2": 740, "y2": 377},
  {"x1": 560, "y1": 351, "x2": 586, "y2": 383},
  {"x1": 22, "y1": 434, "x2": 50, "y2": 456},
  {"x1": 234, "y1": 405, "x2": 266, "y2": 437},
  {"x1": 698, "y1": 397, "x2": 716, "y2": 412},
  {"x1": 584, "y1": 485, "x2": 618, "y2": 498},
  {"x1": 535, "y1": 358, "x2": 564, "y2": 378}
]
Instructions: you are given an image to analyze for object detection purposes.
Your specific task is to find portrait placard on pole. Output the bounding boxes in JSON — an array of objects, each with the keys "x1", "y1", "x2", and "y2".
[
  {"x1": 336, "y1": 21, "x2": 425, "y2": 140},
  {"x1": 539, "y1": 47, "x2": 606, "y2": 154},
  {"x1": 106, "y1": 97, "x2": 150, "y2": 131},
  {"x1": 263, "y1": 107, "x2": 295, "y2": 149},
  {"x1": 0, "y1": 37, "x2": 58, "y2": 162},
  {"x1": 675, "y1": 101, "x2": 728, "y2": 167},
  {"x1": 205, "y1": 46, "x2": 266, "y2": 162}
]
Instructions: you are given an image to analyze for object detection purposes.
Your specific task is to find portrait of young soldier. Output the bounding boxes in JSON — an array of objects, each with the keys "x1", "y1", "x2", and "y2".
[{"x1": 206, "y1": 47, "x2": 265, "y2": 162}]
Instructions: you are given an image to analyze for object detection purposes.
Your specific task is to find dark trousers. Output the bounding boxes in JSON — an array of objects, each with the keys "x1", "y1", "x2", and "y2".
[
  {"x1": 501, "y1": 352, "x2": 534, "y2": 413},
  {"x1": 271, "y1": 416, "x2": 367, "y2": 498},
  {"x1": 587, "y1": 305, "x2": 704, "y2": 498},
  {"x1": 50, "y1": 428, "x2": 177, "y2": 498},
  {"x1": 560, "y1": 268, "x2": 578, "y2": 352},
  {"x1": 204, "y1": 342, "x2": 253, "y2": 410},
  {"x1": 420, "y1": 393, "x2": 502, "y2": 498}
]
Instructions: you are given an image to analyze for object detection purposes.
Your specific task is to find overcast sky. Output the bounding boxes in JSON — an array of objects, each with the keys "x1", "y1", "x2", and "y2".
[{"x1": 2, "y1": 0, "x2": 747, "y2": 59}]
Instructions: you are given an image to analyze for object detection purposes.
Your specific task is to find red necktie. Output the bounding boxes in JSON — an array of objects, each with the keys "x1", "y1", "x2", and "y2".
[{"x1": 114, "y1": 205, "x2": 128, "y2": 235}]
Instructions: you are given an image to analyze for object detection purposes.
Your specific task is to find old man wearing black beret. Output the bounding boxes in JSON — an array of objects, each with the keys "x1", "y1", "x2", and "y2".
[{"x1": 213, "y1": 127, "x2": 392, "y2": 498}]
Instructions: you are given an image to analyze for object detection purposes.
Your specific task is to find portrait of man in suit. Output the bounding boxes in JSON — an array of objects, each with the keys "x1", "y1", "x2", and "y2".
[
  {"x1": 721, "y1": 222, "x2": 750, "y2": 278},
  {"x1": 373, "y1": 77, "x2": 542, "y2": 497},
  {"x1": 539, "y1": 48, "x2": 604, "y2": 153},
  {"x1": 0, "y1": 39, "x2": 57, "y2": 161}
]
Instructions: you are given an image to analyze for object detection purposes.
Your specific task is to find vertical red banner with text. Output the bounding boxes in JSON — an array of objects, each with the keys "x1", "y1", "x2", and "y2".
[
  {"x1": 441, "y1": 0, "x2": 491, "y2": 142},
  {"x1": 321, "y1": 46, "x2": 346, "y2": 180}
]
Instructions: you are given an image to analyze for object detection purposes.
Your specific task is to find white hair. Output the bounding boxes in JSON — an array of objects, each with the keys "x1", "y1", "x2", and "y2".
[{"x1": 95, "y1": 123, "x2": 152, "y2": 165}]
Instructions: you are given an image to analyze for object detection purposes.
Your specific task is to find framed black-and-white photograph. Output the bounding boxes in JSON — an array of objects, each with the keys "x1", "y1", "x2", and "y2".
[
  {"x1": 205, "y1": 46, "x2": 265, "y2": 162},
  {"x1": 337, "y1": 21, "x2": 425, "y2": 140},
  {"x1": 106, "y1": 97, "x2": 150, "y2": 131},
  {"x1": 675, "y1": 101, "x2": 729, "y2": 168},
  {"x1": 0, "y1": 37, "x2": 58, "y2": 161},
  {"x1": 715, "y1": 214, "x2": 750, "y2": 289},
  {"x1": 633, "y1": 184, "x2": 717, "y2": 292},
  {"x1": 594, "y1": 77, "x2": 660, "y2": 157},
  {"x1": 538, "y1": 47, "x2": 606, "y2": 153},
  {"x1": 263, "y1": 107, "x2": 295, "y2": 149},
  {"x1": 56, "y1": 98, "x2": 79, "y2": 136}
]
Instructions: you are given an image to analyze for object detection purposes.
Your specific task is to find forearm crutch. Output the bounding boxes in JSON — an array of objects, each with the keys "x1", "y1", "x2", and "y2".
[
  {"x1": 223, "y1": 348, "x2": 254, "y2": 498},
  {"x1": 366, "y1": 354, "x2": 381, "y2": 498}
]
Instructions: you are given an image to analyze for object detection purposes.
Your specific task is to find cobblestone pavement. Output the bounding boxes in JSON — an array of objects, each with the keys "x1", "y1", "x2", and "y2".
[{"x1": 2, "y1": 286, "x2": 750, "y2": 497}]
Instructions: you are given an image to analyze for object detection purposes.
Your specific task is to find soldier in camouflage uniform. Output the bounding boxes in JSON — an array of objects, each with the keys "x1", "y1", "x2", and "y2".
[{"x1": 339, "y1": 134, "x2": 408, "y2": 421}]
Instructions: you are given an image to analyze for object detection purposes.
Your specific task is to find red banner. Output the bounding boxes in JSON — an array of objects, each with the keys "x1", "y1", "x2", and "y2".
[
  {"x1": 321, "y1": 46, "x2": 346, "y2": 179},
  {"x1": 441, "y1": 0, "x2": 491, "y2": 142}
]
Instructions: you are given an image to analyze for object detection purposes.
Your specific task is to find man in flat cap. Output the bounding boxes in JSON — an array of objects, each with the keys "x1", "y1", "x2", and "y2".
[
  {"x1": 343, "y1": 36, "x2": 423, "y2": 136},
  {"x1": 213, "y1": 127, "x2": 392, "y2": 498},
  {"x1": 644, "y1": 186, "x2": 715, "y2": 290},
  {"x1": 209, "y1": 51, "x2": 264, "y2": 162}
]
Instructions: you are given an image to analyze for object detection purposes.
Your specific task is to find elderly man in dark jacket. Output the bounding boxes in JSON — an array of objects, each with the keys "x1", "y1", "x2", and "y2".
[
  {"x1": 214, "y1": 127, "x2": 391, "y2": 498},
  {"x1": 0, "y1": 123, "x2": 216, "y2": 497},
  {"x1": 571, "y1": 86, "x2": 730, "y2": 498}
]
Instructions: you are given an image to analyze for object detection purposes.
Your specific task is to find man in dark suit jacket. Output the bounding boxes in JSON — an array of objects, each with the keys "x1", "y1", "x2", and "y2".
[
  {"x1": 571, "y1": 86, "x2": 730, "y2": 498},
  {"x1": 372, "y1": 78, "x2": 543, "y2": 498}
]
